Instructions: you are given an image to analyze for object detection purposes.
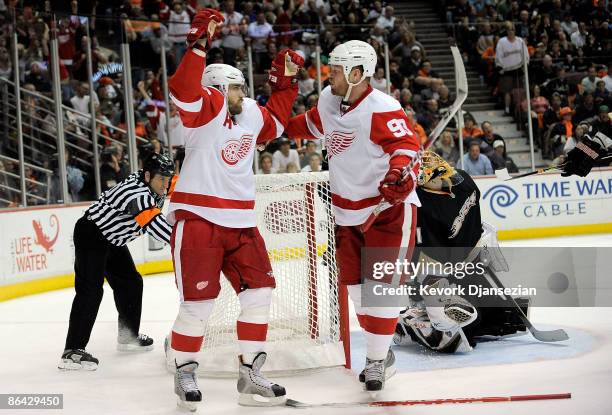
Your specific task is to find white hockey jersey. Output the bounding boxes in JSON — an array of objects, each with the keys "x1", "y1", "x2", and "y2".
[
  {"x1": 166, "y1": 50, "x2": 296, "y2": 228},
  {"x1": 286, "y1": 85, "x2": 421, "y2": 226}
]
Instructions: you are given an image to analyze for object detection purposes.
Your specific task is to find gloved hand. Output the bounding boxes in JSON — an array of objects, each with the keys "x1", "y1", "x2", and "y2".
[
  {"x1": 268, "y1": 49, "x2": 305, "y2": 91},
  {"x1": 187, "y1": 9, "x2": 225, "y2": 49},
  {"x1": 561, "y1": 135, "x2": 605, "y2": 177},
  {"x1": 378, "y1": 167, "x2": 415, "y2": 205}
]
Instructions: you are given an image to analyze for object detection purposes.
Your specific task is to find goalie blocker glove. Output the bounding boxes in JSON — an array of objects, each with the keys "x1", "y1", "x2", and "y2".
[{"x1": 562, "y1": 130, "x2": 611, "y2": 177}]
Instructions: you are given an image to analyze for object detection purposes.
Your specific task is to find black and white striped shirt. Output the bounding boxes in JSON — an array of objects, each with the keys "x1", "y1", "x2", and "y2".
[{"x1": 86, "y1": 172, "x2": 172, "y2": 246}]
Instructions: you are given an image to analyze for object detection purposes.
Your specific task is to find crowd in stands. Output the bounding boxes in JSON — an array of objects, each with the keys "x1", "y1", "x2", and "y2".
[
  {"x1": 0, "y1": 0, "x2": 610, "y2": 207},
  {"x1": 445, "y1": 0, "x2": 611, "y2": 170}
]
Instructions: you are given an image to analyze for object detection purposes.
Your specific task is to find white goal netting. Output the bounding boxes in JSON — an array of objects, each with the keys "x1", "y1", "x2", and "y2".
[{"x1": 191, "y1": 172, "x2": 347, "y2": 376}]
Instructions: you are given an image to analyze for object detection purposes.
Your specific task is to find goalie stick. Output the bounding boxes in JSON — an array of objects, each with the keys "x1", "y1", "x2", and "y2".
[
  {"x1": 285, "y1": 392, "x2": 571, "y2": 408},
  {"x1": 361, "y1": 45, "x2": 468, "y2": 233},
  {"x1": 484, "y1": 267, "x2": 570, "y2": 342}
]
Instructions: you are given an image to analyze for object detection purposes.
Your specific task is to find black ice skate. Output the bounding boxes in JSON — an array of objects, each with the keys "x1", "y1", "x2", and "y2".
[
  {"x1": 358, "y1": 349, "x2": 396, "y2": 391},
  {"x1": 117, "y1": 333, "x2": 154, "y2": 352},
  {"x1": 58, "y1": 349, "x2": 99, "y2": 371}
]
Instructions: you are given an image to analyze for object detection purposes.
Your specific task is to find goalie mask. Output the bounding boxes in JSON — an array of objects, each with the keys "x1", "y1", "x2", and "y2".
[
  {"x1": 202, "y1": 64, "x2": 248, "y2": 96},
  {"x1": 329, "y1": 40, "x2": 377, "y2": 102},
  {"x1": 417, "y1": 150, "x2": 464, "y2": 190}
]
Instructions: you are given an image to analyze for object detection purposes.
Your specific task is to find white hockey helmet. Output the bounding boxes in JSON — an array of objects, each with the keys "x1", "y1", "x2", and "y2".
[
  {"x1": 201, "y1": 63, "x2": 246, "y2": 95},
  {"x1": 329, "y1": 40, "x2": 377, "y2": 82}
]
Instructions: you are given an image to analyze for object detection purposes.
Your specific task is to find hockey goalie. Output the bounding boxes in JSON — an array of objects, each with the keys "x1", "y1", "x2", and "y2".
[{"x1": 394, "y1": 152, "x2": 529, "y2": 353}]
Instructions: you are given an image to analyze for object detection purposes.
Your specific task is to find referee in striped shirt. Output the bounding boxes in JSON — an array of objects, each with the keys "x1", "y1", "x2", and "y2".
[{"x1": 59, "y1": 153, "x2": 174, "y2": 371}]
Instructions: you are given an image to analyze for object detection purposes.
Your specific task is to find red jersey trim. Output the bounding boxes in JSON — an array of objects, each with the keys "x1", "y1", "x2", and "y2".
[
  {"x1": 171, "y1": 191, "x2": 255, "y2": 209},
  {"x1": 331, "y1": 193, "x2": 382, "y2": 210}
]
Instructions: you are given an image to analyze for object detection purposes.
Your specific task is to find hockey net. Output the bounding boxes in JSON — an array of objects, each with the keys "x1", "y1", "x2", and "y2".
[{"x1": 193, "y1": 172, "x2": 349, "y2": 376}]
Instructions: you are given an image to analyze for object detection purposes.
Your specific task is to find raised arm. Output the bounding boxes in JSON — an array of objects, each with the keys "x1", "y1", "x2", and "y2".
[
  {"x1": 255, "y1": 49, "x2": 305, "y2": 144},
  {"x1": 167, "y1": 9, "x2": 225, "y2": 128}
]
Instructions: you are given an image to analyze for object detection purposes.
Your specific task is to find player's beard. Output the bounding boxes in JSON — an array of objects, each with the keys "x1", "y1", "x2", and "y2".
[{"x1": 228, "y1": 97, "x2": 243, "y2": 115}]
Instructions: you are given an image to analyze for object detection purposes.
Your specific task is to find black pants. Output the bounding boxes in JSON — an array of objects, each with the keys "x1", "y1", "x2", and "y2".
[{"x1": 64, "y1": 216, "x2": 143, "y2": 350}]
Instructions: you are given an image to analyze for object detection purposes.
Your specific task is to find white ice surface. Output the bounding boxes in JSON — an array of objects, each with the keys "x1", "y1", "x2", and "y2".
[{"x1": 0, "y1": 234, "x2": 611, "y2": 414}]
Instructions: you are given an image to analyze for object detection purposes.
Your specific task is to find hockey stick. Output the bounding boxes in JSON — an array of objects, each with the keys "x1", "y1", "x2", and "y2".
[
  {"x1": 485, "y1": 267, "x2": 570, "y2": 342},
  {"x1": 495, "y1": 154, "x2": 612, "y2": 181},
  {"x1": 285, "y1": 392, "x2": 571, "y2": 408},
  {"x1": 360, "y1": 45, "x2": 468, "y2": 233}
]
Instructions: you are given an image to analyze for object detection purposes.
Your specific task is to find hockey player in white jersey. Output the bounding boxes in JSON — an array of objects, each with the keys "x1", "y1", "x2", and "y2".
[
  {"x1": 163, "y1": 9, "x2": 303, "y2": 411},
  {"x1": 285, "y1": 40, "x2": 421, "y2": 392}
]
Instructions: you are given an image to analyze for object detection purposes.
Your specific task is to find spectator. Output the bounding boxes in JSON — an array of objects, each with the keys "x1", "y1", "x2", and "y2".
[
  {"x1": 300, "y1": 140, "x2": 319, "y2": 168},
  {"x1": 65, "y1": 147, "x2": 85, "y2": 202},
  {"x1": 301, "y1": 153, "x2": 322, "y2": 172},
  {"x1": 405, "y1": 108, "x2": 427, "y2": 145},
  {"x1": 403, "y1": 46, "x2": 423, "y2": 78},
  {"x1": 462, "y1": 142, "x2": 493, "y2": 176},
  {"x1": 420, "y1": 78, "x2": 444, "y2": 102},
  {"x1": 594, "y1": 80, "x2": 610, "y2": 108},
  {"x1": 462, "y1": 115, "x2": 483, "y2": 141},
  {"x1": 286, "y1": 162, "x2": 300, "y2": 173},
  {"x1": 70, "y1": 82, "x2": 99, "y2": 123},
  {"x1": 581, "y1": 66, "x2": 603, "y2": 95},
  {"x1": 543, "y1": 92, "x2": 563, "y2": 129},
  {"x1": 437, "y1": 84, "x2": 452, "y2": 109},
  {"x1": 417, "y1": 99, "x2": 441, "y2": 133},
  {"x1": 592, "y1": 105, "x2": 611, "y2": 136},
  {"x1": 561, "y1": 12, "x2": 579, "y2": 36},
  {"x1": 100, "y1": 145, "x2": 129, "y2": 191},
  {"x1": 495, "y1": 21, "x2": 529, "y2": 116},
  {"x1": 258, "y1": 152, "x2": 276, "y2": 174},
  {"x1": 273, "y1": 138, "x2": 300, "y2": 173},
  {"x1": 488, "y1": 140, "x2": 518, "y2": 173},
  {"x1": 0, "y1": 46, "x2": 10, "y2": 77},
  {"x1": 24, "y1": 62, "x2": 51, "y2": 93},
  {"x1": 168, "y1": 1, "x2": 190, "y2": 65},
  {"x1": 370, "y1": 67, "x2": 387, "y2": 93},
  {"x1": 220, "y1": 0, "x2": 245, "y2": 63},
  {"x1": 479, "y1": 121, "x2": 505, "y2": 157},
  {"x1": 549, "y1": 106, "x2": 574, "y2": 159},
  {"x1": 573, "y1": 93, "x2": 597, "y2": 125},
  {"x1": 532, "y1": 55, "x2": 556, "y2": 87},
  {"x1": 476, "y1": 22, "x2": 495, "y2": 56},
  {"x1": 158, "y1": 101, "x2": 183, "y2": 149},
  {"x1": 248, "y1": 12, "x2": 273, "y2": 71},
  {"x1": 375, "y1": 6, "x2": 395, "y2": 33},
  {"x1": 392, "y1": 31, "x2": 424, "y2": 63},
  {"x1": 434, "y1": 130, "x2": 459, "y2": 167},
  {"x1": 570, "y1": 21, "x2": 588, "y2": 49},
  {"x1": 297, "y1": 69, "x2": 315, "y2": 97},
  {"x1": 604, "y1": 63, "x2": 612, "y2": 93}
]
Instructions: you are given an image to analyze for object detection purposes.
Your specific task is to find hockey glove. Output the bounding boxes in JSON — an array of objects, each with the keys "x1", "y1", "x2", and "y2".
[
  {"x1": 268, "y1": 49, "x2": 305, "y2": 91},
  {"x1": 561, "y1": 135, "x2": 606, "y2": 177},
  {"x1": 187, "y1": 9, "x2": 225, "y2": 50},
  {"x1": 378, "y1": 167, "x2": 415, "y2": 206}
]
